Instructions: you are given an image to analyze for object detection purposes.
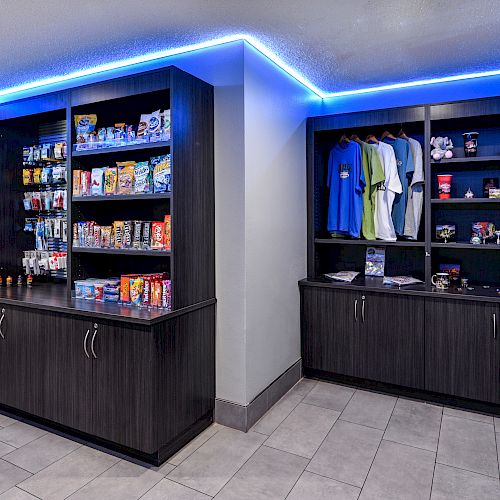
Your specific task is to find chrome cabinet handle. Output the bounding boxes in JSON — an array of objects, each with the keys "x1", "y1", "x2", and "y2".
[
  {"x1": 0, "y1": 308, "x2": 5, "y2": 339},
  {"x1": 354, "y1": 299, "x2": 358, "y2": 322},
  {"x1": 83, "y1": 329, "x2": 90, "y2": 358},
  {"x1": 91, "y1": 324, "x2": 98, "y2": 359},
  {"x1": 362, "y1": 296, "x2": 365, "y2": 323},
  {"x1": 493, "y1": 313, "x2": 497, "y2": 340}
]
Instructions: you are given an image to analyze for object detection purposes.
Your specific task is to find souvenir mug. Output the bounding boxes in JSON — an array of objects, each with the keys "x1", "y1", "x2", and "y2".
[{"x1": 431, "y1": 272, "x2": 450, "y2": 290}]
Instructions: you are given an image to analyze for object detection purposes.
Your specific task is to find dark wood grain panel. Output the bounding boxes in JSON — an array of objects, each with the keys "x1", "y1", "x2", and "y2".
[
  {"x1": 425, "y1": 298, "x2": 500, "y2": 403},
  {"x1": 0, "y1": 91, "x2": 69, "y2": 120},
  {"x1": 430, "y1": 97, "x2": 500, "y2": 120}
]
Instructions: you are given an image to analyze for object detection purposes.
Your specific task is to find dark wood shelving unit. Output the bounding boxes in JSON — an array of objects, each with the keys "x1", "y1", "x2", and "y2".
[
  {"x1": 431, "y1": 198, "x2": 500, "y2": 204},
  {"x1": 431, "y1": 242, "x2": 500, "y2": 250},
  {"x1": 431, "y1": 155, "x2": 500, "y2": 163},
  {"x1": 72, "y1": 140, "x2": 171, "y2": 157},
  {"x1": 0, "y1": 65, "x2": 215, "y2": 465},
  {"x1": 315, "y1": 238, "x2": 425, "y2": 247}
]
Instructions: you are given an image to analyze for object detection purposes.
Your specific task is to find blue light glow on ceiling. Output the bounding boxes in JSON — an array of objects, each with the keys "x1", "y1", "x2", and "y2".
[{"x1": 1, "y1": 34, "x2": 500, "y2": 101}]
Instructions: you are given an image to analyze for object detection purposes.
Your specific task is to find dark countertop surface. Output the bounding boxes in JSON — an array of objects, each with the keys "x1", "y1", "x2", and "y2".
[
  {"x1": 299, "y1": 277, "x2": 500, "y2": 303},
  {"x1": 0, "y1": 284, "x2": 215, "y2": 325}
]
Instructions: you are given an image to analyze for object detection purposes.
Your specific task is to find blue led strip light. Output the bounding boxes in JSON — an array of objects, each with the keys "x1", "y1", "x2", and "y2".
[{"x1": 1, "y1": 34, "x2": 500, "y2": 100}]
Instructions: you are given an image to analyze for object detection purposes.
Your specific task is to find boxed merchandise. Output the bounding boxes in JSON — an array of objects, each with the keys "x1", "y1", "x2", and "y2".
[
  {"x1": 129, "y1": 277, "x2": 144, "y2": 306},
  {"x1": 74, "y1": 114, "x2": 97, "y2": 149},
  {"x1": 142, "y1": 222, "x2": 151, "y2": 249},
  {"x1": 114, "y1": 221, "x2": 124, "y2": 248},
  {"x1": 162, "y1": 279, "x2": 172, "y2": 310},
  {"x1": 104, "y1": 167, "x2": 118, "y2": 195},
  {"x1": 120, "y1": 274, "x2": 136, "y2": 303},
  {"x1": 133, "y1": 221, "x2": 142, "y2": 249},
  {"x1": 23, "y1": 169, "x2": 33, "y2": 185},
  {"x1": 151, "y1": 154, "x2": 171, "y2": 193},
  {"x1": 73, "y1": 170, "x2": 82, "y2": 196},
  {"x1": 143, "y1": 276, "x2": 152, "y2": 306},
  {"x1": 33, "y1": 167, "x2": 42, "y2": 184},
  {"x1": 122, "y1": 220, "x2": 133, "y2": 248},
  {"x1": 117, "y1": 162, "x2": 135, "y2": 194},
  {"x1": 161, "y1": 110, "x2": 171, "y2": 140},
  {"x1": 151, "y1": 221, "x2": 165, "y2": 249},
  {"x1": 152, "y1": 280, "x2": 162, "y2": 307},
  {"x1": 148, "y1": 110, "x2": 162, "y2": 142},
  {"x1": 80, "y1": 171, "x2": 91, "y2": 196},
  {"x1": 53, "y1": 165, "x2": 67, "y2": 183},
  {"x1": 91, "y1": 167, "x2": 106, "y2": 196},
  {"x1": 134, "y1": 161, "x2": 152, "y2": 193},
  {"x1": 164, "y1": 215, "x2": 171, "y2": 251}
]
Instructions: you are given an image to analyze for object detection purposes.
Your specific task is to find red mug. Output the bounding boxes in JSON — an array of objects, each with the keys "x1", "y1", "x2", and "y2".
[{"x1": 437, "y1": 174, "x2": 452, "y2": 199}]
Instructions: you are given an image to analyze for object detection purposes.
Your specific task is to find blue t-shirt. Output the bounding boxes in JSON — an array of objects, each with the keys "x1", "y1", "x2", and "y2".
[
  {"x1": 382, "y1": 137, "x2": 414, "y2": 235},
  {"x1": 327, "y1": 141, "x2": 365, "y2": 238}
]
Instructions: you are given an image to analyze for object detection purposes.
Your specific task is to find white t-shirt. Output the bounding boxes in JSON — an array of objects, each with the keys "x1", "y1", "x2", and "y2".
[
  {"x1": 403, "y1": 137, "x2": 424, "y2": 240},
  {"x1": 374, "y1": 141, "x2": 403, "y2": 241}
]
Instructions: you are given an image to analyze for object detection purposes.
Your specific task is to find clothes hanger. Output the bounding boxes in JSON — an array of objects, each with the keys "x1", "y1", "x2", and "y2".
[
  {"x1": 350, "y1": 134, "x2": 361, "y2": 142},
  {"x1": 397, "y1": 123, "x2": 408, "y2": 139},
  {"x1": 339, "y1": 134, "x2": 350, "y2": 144},
  {"x1": 380, "y1": 130, "x2": 396, "y2": 140},
  {"x1": 365, "y1": 134, "x2": 379, "y2": 144}
]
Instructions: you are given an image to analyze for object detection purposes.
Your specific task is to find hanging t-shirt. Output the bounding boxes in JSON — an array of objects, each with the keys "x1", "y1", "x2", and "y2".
[
  {"x1": 374, "y1": 141, "x2": 402, "y2": 241},
  {"x1": 382, "y1": 137, "x2": 414, "y2": 236},
  {"x1": 355, "y1": 140, "x2": 385, "y2": 240},
  {"x1": 327, "y1": 141, "x2": 365, "y2": 238},
  {"x1": 403, "y1": 137, "x2": 424, "y2": 240}
]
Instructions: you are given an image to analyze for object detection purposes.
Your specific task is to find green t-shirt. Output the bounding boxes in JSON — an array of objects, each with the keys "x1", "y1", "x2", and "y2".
[{"x1": 356, "y1": 140, "x2": 385, "y2": 240}]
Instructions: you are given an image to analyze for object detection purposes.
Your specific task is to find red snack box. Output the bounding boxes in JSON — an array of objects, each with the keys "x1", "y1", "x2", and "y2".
[
  {"x1": 152, "y1": 280, "x2": 162, "y2": 307},
  {"x1": 143, "y1": 276, "x2": 152, "y2": 307},
  {"x1": 120, "y1": 274, "x2": 137, "y2": 303},
  {"x1": 151, "y1": 222, "x2": 165, "y2": 250},
  {"x1": 163, "y1": 215, "x2": 171, "y2": 251}
]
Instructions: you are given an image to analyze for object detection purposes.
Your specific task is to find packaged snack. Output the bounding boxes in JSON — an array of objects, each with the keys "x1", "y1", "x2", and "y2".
[
  {"x1": 91, "y1": 167, "x2": 105, "y2": 196},
  {"x1": 151, "y1": 222, "x2": 165, "y2": 249},
  {"x1": 33, "y1": 146, "x2": 41, "y2": 162},
  {"x1": 133, "y1": 221, "x2": 142, "y2": 249},
  {"x1": 123, "y1": 221, "x2": 133, "y2": 248},
  {"x1": 120, "y1": 274, "x2": 134, "y2": 303},
  {"x1": 31, "y1": 192, "x2": 42, "y2": 211},
  {"x1": 41, "y1": 167, "x2": 53, "y2": 184},
  {"x1": 162, "y1": 279, "x2": 172, "y2": 310},
  {"x1": 114, "y1": 221, "x2": 124, "y2": 248},
  {"x1": 143, "y1": 276, "x2": 152, "y2": 306},
  {"x1": 97, "y1": 128, "x2": 106, "y2": 144},
  {"x1": 142, "y1": 221, "x2": 151, "y2": 249},
  {"x1": 152, "y1": 280, "x2": 162, "y2": 307},
  {"x1": 74, "y1": 280, "x2": 87, "y2": 299},
  {"x1": 104, "y1": 284, "x2": 120, "y2": 302},
  {"x1": 126, "y1": 125, "x2": 136, "y2": 143},
  {"x1": 106, "y1": 127, "x2": 115, "y2": 144},
  {"x1": 54, "y1": 142, "x2": 65, "y2": 159},
  {"x1": 40, "y1": 144, "x2": 51, "y2": 160},
  {"x1": 33, "y1": 167, "x2": 43, "y2": 184},
  {"x1": 42, "y1": 191, "x2": 53, "y2": 211},
  {"x1": 129, "y1": 277, "x2": 144, "y2": 306},
  {"x1": 74, "y1": 114, "x2": 97, "y2": 134},
  {"x1": 149, "y1": 110, "x2": 161, "y2": 141},
  {"x1": 134, "y1": 161, "x2": 152, "y2": 193},
  {"x1": 80, "y1": 171, "x2": 91, "y2": 196},
  {"x1": 23, "y1": 169, "x2": 33, "y2": 185},
  {"x1": 53, "y1": 165, "x2": 67, "y2": 183},
  {"x1": 104, "y1": 167, "x2": 118, "y2": 195},
  {"x1": 73, "y1": 170, "x2": 82, "y2": 196},
  {"x1": 54, "y1": 190, "x2": 65, "y2": 209},
  {"x1": 117, "y1": 162, "x2": 135, "y2": 194},
  {"x1": 137, "y1": 114, "x2": 150, "y2": 139},
  {"x1": 22, "y1": 146, "x2": 31, "y2": 163},
  {"x1": 82, "y1": 281, "x2": 95, "y2": 300},
  {"x1": 163, "y1": 215, "x2": 171, "y2": 251},
  {"x1": 151, "y1": 154, "x2": 171, "y2": 193},
  {"x1": 93, "y1": 225, "x2": 101, "y2": 247},
  {"x1": 100, "y1": 226, "x2": 112, "y2": 248},
  {"x1": 161, "y1": 109, "x2": 171, "y2": 140},
  {"x1": 94, "y1": 282, "x2": 105, "y2": 302}
]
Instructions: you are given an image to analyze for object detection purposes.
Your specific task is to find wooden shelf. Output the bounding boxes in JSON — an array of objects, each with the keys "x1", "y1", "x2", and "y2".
[
  {"x1": 73, "y1": 193, "x2": 171, "y2": 202},
  {"x1": 72, "y1": 140, "x2": 171, "y2": 157},
  {"x1": 315, "y1": 238, "x2": 425, "y2": 247},
  {"x1": 432, "y1": 242, "x2": 500, "y2": 250},
  {"x1": 431, "y1": 155, "x2": 500, "y2": 164},
  {"x1": 72, "y1": 247, "x2": 171, "y2": 256},
  {"x1": 431, "y1": 198, "x2": 500, "y2": 205}
]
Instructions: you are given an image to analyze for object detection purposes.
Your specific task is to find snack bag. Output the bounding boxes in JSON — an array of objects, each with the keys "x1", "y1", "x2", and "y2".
[
  {"x1": 137, "y1": 114, "x2": 151, "y2": 139},
  {"x1": 164, "y1": 215, "x2": 171, "y2": 251},
  {"x1": 53, "y1": 165, "x2": 67, "y2": 183},
  {"x1": 142, "y1": 222, "x2": 151, "y2": 249},
  {"x1": 104, "y1": 167, "x2": 118, "y2": 195},
  {"x1": 117, "y1": 162, "x2": 135, "y2": 194},
  {"x1": 114, "y1": 221, "x2": 124, "y2": 248},
  {"x1": 161, "y1": 109, "x2": 171, "y2": 140},
  {"x1": 129, "y1": 277, "x2": 144, "y2": 306},
  {"x1": 80, "y1": 171, "x2": 91, "y2": 196},
  {"x1": 134, "y1": 161, "x2": 152, "y2": 193},
  {"x1": 133, "y1": 221, "x2": 142, "y2": 249},
  {"x1": 73, "y1": 170, "x2": 82, "y2": 196},
  {"x1": 41, "y1": 167, "x2": 53, "y2": 184},
  {"x1": 31, "y1": 192, "x2": 42, "y2": 211},
  {"x1": 23, "y1": 169, "x2": 33, "y2": 186},
  {"x1": 151, "y1": 222, "x2": 165, "y2": 249},
  {"x1": 100, "y1": 226, "x2": 112, "y2": 248},
  {"x1": 122, "y1": 221, "x2": 133, "y2": 248},
  {"x1": 151, "y1": 154, "x2": 171, "y2": 193},
  {"x1": 54, "y1": 142, "x2": 65, "y2": 159},
  {"x1": 91, "y1": 167, "x2": 105, "y2": 196},
  {"x1": 74, "y1": 114, "x2": 97, "y2": 146},
  {"x1": 33, "y1": 168, "x2": 43, "y2": 184},
  {"x1": 149, "y1": 110, "x2": 161, "y2": 142}
]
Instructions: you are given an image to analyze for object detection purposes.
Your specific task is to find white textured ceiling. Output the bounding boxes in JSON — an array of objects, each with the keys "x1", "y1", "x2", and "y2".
[{"x1": 1, "y1": 0, "x2": 500, "y2": 93}]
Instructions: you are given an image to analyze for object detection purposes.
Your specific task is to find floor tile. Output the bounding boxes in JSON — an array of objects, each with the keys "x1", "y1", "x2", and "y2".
[
  {"x1": 0, "y1": 460, "x2": 31, "y2": 495},
  {"x1": 384, "y1": 398, "x2": 442, "y2": 451},
  {"x1": 141, "y1": 478, "x2": 211, "y2": 499},
  {"x1": 265, "y1": 403, "x2": 339, "y2": 459},
  {"x1": 443, "y1": 407, "x2": 494, "y2": 424},
  {"x1": 0, "y1": 487, "x2": 38, "y2": 499},
  {"x1": 167, "y1": 427, "x2": 265, "y2": 496},
  {"x1": 168, "y1": 424, "x2": 221, "y2": 466},
  {"x1": 288, "y1": 378, "x2": 317, "y2": 398},
  {"x1": 0, "y1": 418, "x2": 16, "y2": 430},
  {"x1": 308, "y1": 419, "x2": 383, "y2": 487},
  {"x1": 431, "y1": 463, "x2": 500, "y2": 499},
  {"x1": 437, "y1": 415, "x2": 498, "y2": 478},
  {"x1": 251, "y1": 391, "x2": 303, "y2": 436},
  {"x1": 340, "y1": 390, "x2": 396, "y2": 430},
  {"x1": 67, "y1": 459, "x2": 163, "y2": 500},
  {"x1": 3, "y1": 433, "x2": 81, "y2": 473},
  {"x1": 152, "y1": 461, "x2": 176, "y2": 477},
  {"x1": 303, "y1": 381, "x2": 354, "y2": 411},
  {"x1": 0, "y1": 445, "x2": 14, "y2": 460},
  {"x1": 287, "y1": 471, "x2": 360, "y2": 500},
  {"x1": 17, "y1": 446, "x2": 119, "y2": 500},
  {"x1": 360, "y1": 440, "x2": 435, "y2": 500},
  {"x1": 497, "y1": 433, "x2": 500, "y2": 477},
  {"x1": 494, "y1": 417, "x2": 500, "y2": 433},
  {"x1": 214, "y1": 445, "x2": 307, "y2": 500},
  {"x1": 0, "y1": 423, "x2": 46, "y2": 449}
]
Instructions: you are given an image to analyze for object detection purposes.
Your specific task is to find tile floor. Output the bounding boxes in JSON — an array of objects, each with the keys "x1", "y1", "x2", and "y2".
[{"x1": 0, "y1": 378, "x2": 499, "y2": 499}]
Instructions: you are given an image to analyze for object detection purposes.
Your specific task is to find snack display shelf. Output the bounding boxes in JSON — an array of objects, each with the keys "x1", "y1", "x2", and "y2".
[
  {"x1": 72, "y1": 140, "x2": 171, "y2": 157},
  {"x1": 431, "y1": 242, "x2": 500, "y2": 250},
  {"x1": 72, "y1": 192, "x2": 171, "y2": 202},
  {"x1": 314, "y1": 238, "x2": 425, "y2": 247},
  {"x1": 431, "y1": 198, "x2": 500, "y2": 204},
  {"x1": 431, "y1": 155, "x2": 500, "y2": 163},
  {"x1": 72, "y1": 247, "x2": 171, "y2": 256}
]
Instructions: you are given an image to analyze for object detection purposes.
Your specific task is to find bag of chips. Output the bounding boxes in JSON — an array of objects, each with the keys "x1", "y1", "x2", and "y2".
[
  {"x1": 151, "y1": 154, "x2": 171, "y2": 193},
  {"x1": 134, "y1": 161, "x2": 152, "y2": 193},
  {"x1": 117, "y1": 162, "x2": 135, "y2": 194},
  {"x1": 91, "y1": 168, "x2": 106, "y2": 196},
  {"x1": 104, "y1": 167, "x2": 118, "y2": 195}
]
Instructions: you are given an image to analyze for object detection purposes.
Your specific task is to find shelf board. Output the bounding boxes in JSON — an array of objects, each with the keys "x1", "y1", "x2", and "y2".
[
  {"x1": 72, "y1": 247, "x2": 171, "y2": 256},
  {"x1": 73, "y1": 192, "x2": 171, "y2": 202},
  {"x1": 315, "y1": 238, "x2": 425, "y2": 247},
  {"x1": 431, "y1": 198, "x2": 500, "y2": 204},
  {"x1": 431, "y1": 155, "x2": 500, "y2": 164},
  {"x1": 72, "y1": 140, "x2": 171, "y2": 157},
  {"x1": 432, "y1": 242, "x2": 500, "y2": 250}
]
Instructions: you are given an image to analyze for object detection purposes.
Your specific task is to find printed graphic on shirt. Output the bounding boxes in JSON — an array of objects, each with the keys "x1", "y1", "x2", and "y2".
[{"x1": 339, "y1": 163, "x2": 351, "y2": 179}]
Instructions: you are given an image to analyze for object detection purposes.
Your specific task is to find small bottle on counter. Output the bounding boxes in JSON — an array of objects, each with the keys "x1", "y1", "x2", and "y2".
[
  {"x1": 17, "y1": 275, "x2": 23, "y2": 286},
  {"x1": 27, "y1": 274, "x2": 33, "y2": 287},
  {"x1": 6, "y1": 276, "x2": 12, "y2": 287}
]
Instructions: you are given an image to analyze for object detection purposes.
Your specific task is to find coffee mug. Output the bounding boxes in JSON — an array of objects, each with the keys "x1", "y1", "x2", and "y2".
[{"x1": 432, "y1": 272, "x2": 450, "y2": 289}]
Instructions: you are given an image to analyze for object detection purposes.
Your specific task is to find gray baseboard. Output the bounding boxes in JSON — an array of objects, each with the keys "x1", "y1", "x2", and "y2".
[{"x1": 215, "y1": 359, "x2": 302, "y2": 432}]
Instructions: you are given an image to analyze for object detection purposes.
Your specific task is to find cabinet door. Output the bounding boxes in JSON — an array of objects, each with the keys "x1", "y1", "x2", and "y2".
[
  {"x1": 425, "y1": 299, "x2": 499, "y2": 403},
  {"x1": 91, "y1": 321, "x2": 157, "y2": 454},
  {"x1": 356, "y1": 293, "x2": 425, "y2": 388},
  {"x1": 302, "y1": 286, "x2": 357, "y2": 377}
]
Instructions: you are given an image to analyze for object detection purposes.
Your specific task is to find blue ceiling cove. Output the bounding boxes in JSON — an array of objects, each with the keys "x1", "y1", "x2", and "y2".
[{"x1": 1, "y1": 0, "x2": 500, "y2": 100}]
